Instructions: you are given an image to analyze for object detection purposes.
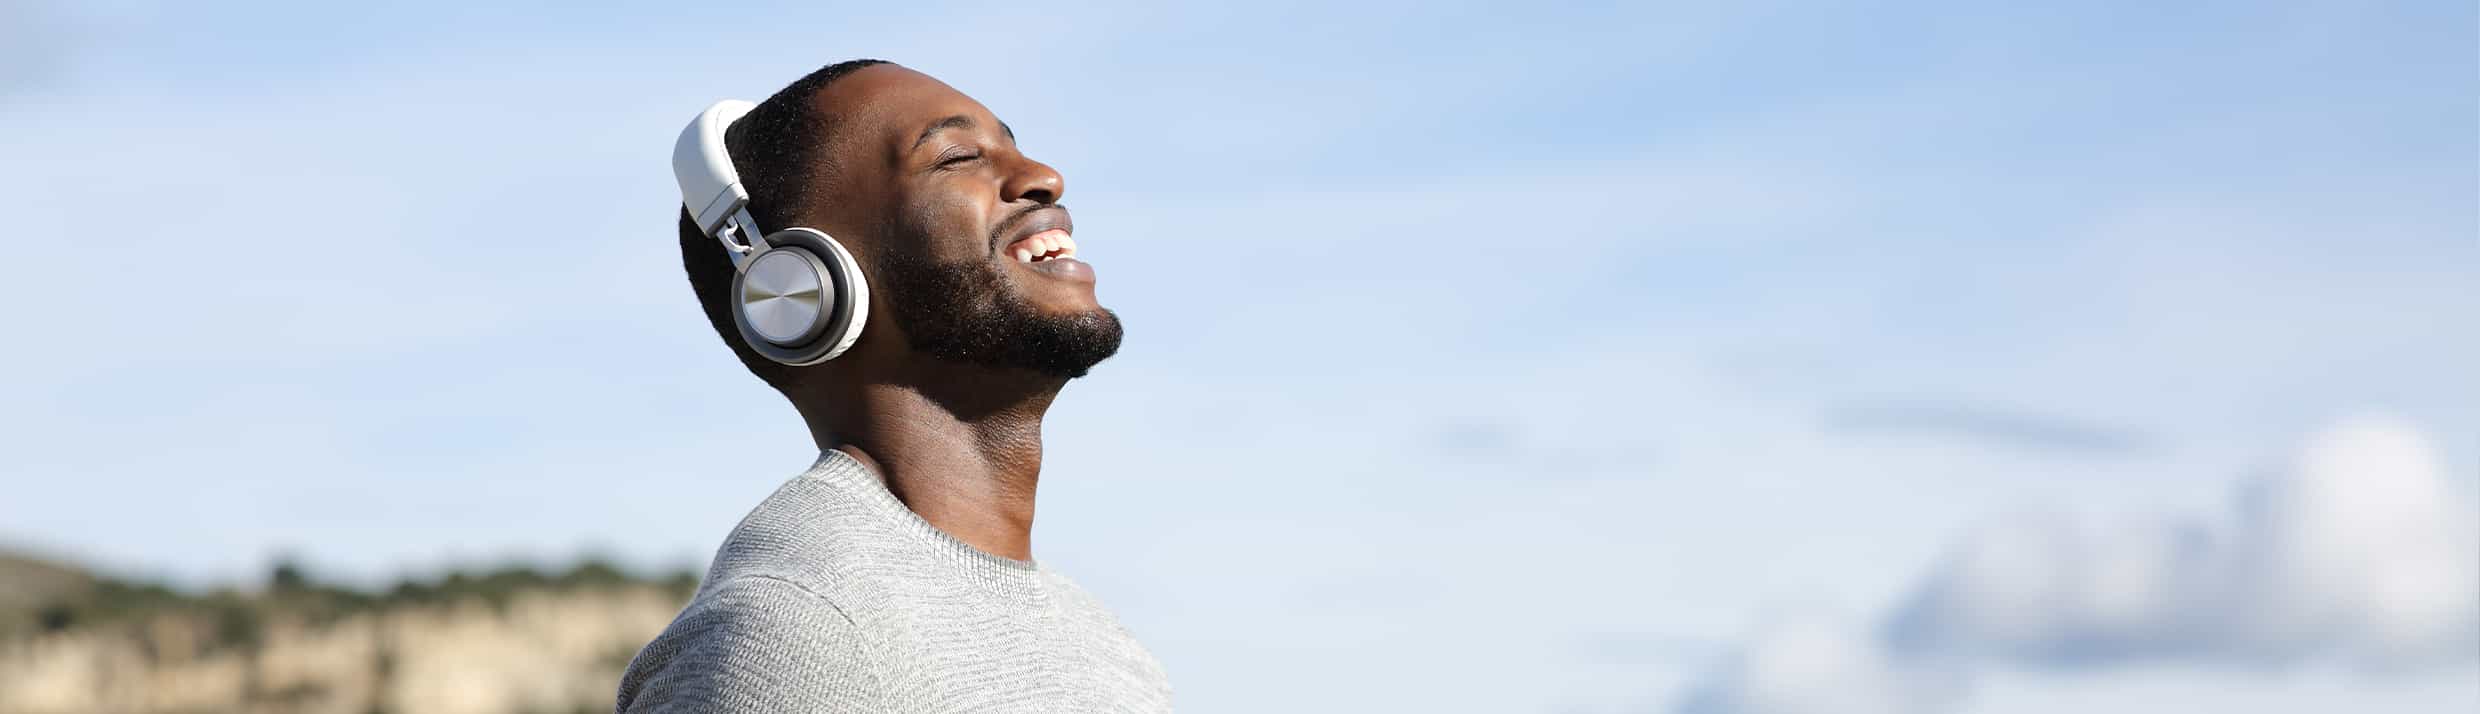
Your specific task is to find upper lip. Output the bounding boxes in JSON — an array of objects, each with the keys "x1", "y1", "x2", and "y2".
[{"x1": 992, "y1": 205, "x2": 1073, "y2": 255}]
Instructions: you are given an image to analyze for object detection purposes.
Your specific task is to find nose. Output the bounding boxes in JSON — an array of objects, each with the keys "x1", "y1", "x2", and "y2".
[{"x1": 1001, "y1": 154, "x2": 1066, "y2": 205}]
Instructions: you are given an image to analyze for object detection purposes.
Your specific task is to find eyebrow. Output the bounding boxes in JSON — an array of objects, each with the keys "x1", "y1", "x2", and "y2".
[
  {"x1": 913, "y1": 115, "x2": 975, "y2": 149},
  {"x1": 911, "y1": 115, "x2": 1016, "y2": 149}
]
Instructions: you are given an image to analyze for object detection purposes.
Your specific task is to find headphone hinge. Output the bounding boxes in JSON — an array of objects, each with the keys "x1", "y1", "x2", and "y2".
[{"x1": 712, "y1": 206, "x2": 773, "y2": 271}]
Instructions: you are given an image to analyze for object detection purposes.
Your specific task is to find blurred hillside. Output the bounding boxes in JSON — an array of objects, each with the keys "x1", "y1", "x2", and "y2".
[{"x1": 0, "y1": 550, "x2": 695, "y2": 714}]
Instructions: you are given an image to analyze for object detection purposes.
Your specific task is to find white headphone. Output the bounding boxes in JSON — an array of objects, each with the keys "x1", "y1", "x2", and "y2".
[{"x1": 672, "y1": 99, "x2": 870, "y2": 366}]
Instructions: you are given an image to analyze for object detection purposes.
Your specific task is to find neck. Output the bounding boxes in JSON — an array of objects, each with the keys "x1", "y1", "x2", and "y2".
[{"x1": 796, "y1": 362, "x2": 1064, "y2": 562}]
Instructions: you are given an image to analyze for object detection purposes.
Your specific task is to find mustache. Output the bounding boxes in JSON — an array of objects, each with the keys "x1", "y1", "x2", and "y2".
[{"x1": 986, "y1": 203, "x2": 1069, "y2": 252}]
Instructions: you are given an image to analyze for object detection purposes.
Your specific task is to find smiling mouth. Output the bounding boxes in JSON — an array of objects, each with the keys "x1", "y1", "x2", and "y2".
[{"x1": 1005, "y1": 228, "x2": 1078, "y2": 264}]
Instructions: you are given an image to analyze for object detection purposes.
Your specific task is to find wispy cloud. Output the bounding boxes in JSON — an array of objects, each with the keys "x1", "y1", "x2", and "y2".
[{"x1": 1822, "y1": 401, "x2": 2162, "y2": 458}]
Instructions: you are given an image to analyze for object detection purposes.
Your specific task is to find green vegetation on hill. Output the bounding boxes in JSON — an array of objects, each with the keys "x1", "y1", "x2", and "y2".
[{"x1": 0, "y1": 550, "x2": 699, "y2": 648}]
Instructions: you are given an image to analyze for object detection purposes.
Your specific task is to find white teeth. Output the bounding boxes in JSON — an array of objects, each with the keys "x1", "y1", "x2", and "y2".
[{"x1": 1009, "y1": 230, "x2": 1079, "y2": 264}]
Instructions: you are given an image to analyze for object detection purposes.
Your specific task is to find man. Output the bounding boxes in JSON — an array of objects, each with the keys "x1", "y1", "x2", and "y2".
[{"x1": 617, "y1": 59, "x2": 1172, "y2": 712}]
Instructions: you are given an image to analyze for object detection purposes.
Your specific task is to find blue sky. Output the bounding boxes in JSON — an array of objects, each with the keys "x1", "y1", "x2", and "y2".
[{"x1": 1, "y1": 1, "x2": 2473, "y2": 712}]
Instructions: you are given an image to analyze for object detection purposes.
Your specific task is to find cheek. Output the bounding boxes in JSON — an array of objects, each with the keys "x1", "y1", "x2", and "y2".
[{"x1": 897, "y1": 184, "x2": 999, "y2": 262}]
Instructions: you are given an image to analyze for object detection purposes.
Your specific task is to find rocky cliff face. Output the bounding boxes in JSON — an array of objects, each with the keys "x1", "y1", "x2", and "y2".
[{"x1": 0, "y1": 555, "x2": 693, "y2": 714}]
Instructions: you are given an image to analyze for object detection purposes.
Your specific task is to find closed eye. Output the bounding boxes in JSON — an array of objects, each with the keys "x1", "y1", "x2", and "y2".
[{"x1": 937, "y1": 151, "x2": 982, "y2": 169}]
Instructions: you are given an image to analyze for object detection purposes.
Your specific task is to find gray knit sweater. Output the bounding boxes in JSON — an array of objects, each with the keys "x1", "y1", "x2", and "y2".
[{"x1": 617, "y1": 451, "x2": 1173, "y2": 712}]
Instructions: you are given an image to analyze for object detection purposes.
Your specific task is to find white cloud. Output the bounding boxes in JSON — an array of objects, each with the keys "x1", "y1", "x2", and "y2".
[
  {"x1": 2216, "y1": 416, "x2": 2480, "y2": 665},
  {"x1": 1684, "y1": 416, "x2": 2479, "y2": 714},
  {"x1": 1677, "y1": 615, "x2": 1960, "y2": 714},
  {"x1": 1896, "y1": 414, "x2": 2480, "y2": 668},
  {"x1": 1884, "y1": 512, "x2": 2220, "y2": 666}
]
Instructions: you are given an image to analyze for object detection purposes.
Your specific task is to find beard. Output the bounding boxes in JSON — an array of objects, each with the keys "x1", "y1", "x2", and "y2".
[{"x1": 875, "y1": 251, "x2": 1123, "y2": 379}]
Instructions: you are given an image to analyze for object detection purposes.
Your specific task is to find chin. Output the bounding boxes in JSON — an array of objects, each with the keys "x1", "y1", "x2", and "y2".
[{"x1": 1022, "y1": 307, "x2": 1124, "y2": 380}]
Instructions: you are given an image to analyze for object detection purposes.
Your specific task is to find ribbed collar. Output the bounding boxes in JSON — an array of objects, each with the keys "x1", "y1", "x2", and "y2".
[{"x1": 796, "y1": 450, "x2": 1044, "y2": 587}]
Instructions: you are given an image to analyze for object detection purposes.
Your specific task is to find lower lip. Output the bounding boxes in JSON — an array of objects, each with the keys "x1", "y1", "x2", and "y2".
[{"x1": 1022, "y1": 256, "x2": 1096, "y2": 283}]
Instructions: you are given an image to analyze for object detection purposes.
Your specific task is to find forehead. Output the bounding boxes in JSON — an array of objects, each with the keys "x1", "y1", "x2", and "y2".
[{"x1": 807, "y1": 64, "x2": 994, "y2": 150}]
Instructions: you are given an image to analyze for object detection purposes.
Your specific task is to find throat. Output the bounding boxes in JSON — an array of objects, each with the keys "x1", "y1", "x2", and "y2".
[{"x1": 816, "y1": 383, "x2": 1051, "y2": 562}]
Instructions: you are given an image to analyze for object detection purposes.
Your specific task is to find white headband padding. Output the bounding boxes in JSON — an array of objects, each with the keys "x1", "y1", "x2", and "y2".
[{"x1": 673, "y1": 99, "x2": 759, "y2": 236}]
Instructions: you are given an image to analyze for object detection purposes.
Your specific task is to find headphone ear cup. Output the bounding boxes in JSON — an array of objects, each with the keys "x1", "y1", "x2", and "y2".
[{"x1": 730, "y1": 227, "x2": 870, "y2": 366}]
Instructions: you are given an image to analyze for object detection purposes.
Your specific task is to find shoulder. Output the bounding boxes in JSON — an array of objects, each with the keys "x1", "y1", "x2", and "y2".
[
  {"x1": 1038, "y1": 568, "x2": 1136, "y2": 634},
  {"x1": 1038, "y1": 568, "x2": 1177, "y2": 706},
  {"x1": 616, "y1": 575, "x2": 884, "y2": 713}
]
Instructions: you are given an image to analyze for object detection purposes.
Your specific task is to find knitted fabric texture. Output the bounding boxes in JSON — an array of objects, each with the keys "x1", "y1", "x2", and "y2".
[{"x1": 618, "y1": 451, "x2": 1173, "y2": 712}]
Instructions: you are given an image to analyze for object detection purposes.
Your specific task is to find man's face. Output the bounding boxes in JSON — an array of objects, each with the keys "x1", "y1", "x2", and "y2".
[{"x1": 809, "y1": 65, "x2": 1121, "y2": 378}]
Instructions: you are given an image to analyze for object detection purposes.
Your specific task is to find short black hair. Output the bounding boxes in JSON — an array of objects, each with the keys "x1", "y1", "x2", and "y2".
[{"x1": 677, "y1": 58, "x2": 890, "y2": 392}]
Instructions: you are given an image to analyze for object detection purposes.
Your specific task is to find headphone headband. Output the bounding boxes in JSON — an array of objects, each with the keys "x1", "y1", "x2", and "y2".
[{"x1": 673, "y1": 99, "x2": 765, "y2": 264}]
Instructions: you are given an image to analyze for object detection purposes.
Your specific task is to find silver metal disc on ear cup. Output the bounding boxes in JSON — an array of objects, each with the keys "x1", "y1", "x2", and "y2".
[
  {"x1": 729, "y1": 227, "x2": 870, "y2": 366},
  {"x1": 740, "y1": 249, "x2": 831, "y2": 345}
]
